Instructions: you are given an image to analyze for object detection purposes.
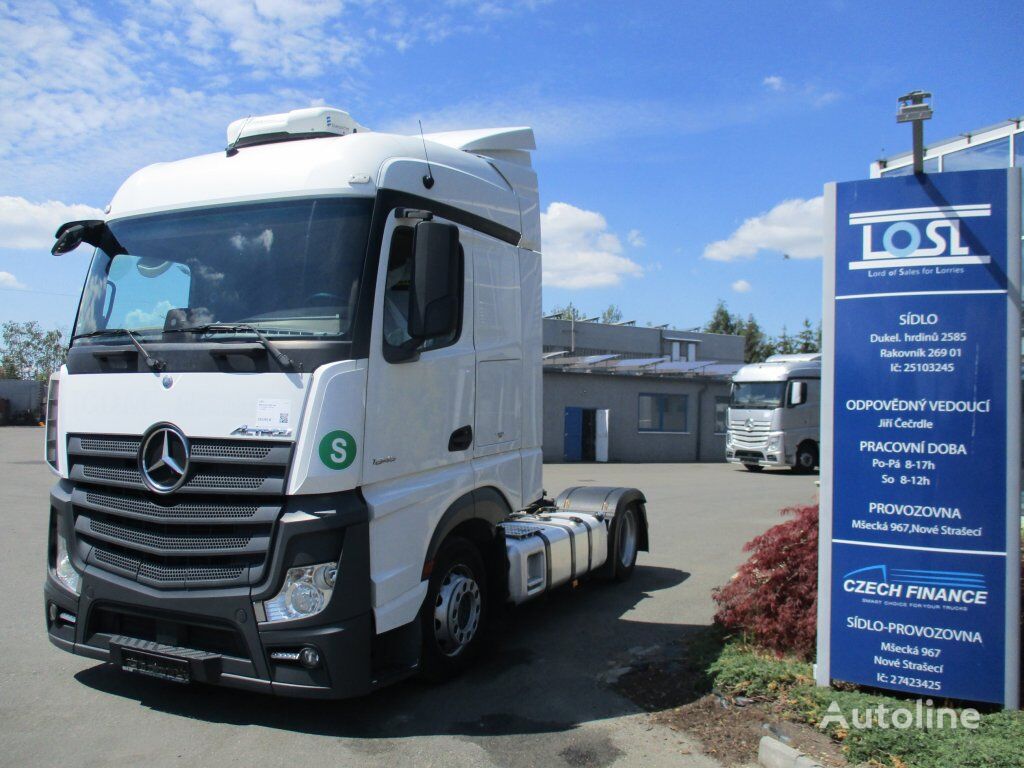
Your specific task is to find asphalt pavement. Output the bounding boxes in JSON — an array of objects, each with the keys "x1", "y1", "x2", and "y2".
[{"x1": 0, "y1": 426, "x2": 818, "y2": 768}]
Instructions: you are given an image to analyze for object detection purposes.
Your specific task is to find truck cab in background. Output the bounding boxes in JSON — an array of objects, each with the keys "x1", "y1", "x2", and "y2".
[
  {"x1": 725, "y1": 353, "x2": 821, "y2": 472},
  {"x1": 42, "y1": 107, "x2": 649, "y2": 698}
]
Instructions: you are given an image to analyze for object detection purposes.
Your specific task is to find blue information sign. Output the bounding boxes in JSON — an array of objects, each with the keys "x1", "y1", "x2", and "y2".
[{"x1": 818, "y1": 169, "x2": 1021, "y2": 707}]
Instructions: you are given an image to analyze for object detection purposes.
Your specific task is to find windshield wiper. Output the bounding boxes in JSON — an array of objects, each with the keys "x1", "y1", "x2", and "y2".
[
  {"x1": 72, "y1": 328, "x2": 167, "y2": 372},
  {"x1": 168, "y1": 323, "x2": 301, "y2": 371}
]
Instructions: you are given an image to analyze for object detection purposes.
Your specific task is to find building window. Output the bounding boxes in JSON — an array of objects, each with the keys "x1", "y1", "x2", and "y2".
[
  {"x1": 638, "y1": 393, "x2": 688, "y2": 433},
  {"x1": 715, "y1": 396, "x2": 730, "y2": 434},
  {"x1": 881, "y1": 157, "x2": 939, "y2": 176},
  {"x1": 943, "y1": 137, "x2": 1010, "y2": 172}
]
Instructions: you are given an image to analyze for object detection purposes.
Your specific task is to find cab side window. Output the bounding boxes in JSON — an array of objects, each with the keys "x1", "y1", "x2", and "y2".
[{"x1": 382, "y1": 223, "x2": 463, "y2": 356}]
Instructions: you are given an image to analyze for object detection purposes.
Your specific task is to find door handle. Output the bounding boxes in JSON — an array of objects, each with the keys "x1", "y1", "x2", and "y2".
[{"x1": 448, "y1": 425, "x2": 473, "y2": 452}]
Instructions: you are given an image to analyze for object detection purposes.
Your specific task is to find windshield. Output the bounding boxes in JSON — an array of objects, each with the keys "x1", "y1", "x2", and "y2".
[
  {"x1": 730, "y1": 381, "x2": 787, "y2": 409},
  {"x1": 73, "y1": 197, "x2": 373, "y2": 341}
]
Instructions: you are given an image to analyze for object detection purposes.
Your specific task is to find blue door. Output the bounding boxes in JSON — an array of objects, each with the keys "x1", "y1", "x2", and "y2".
[{"x1": 563, "y1": 407, "x2": 583, "y2": 461}]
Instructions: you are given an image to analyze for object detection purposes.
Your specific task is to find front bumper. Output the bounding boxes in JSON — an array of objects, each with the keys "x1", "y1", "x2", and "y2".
[
  {"x1": 725, "y1": 442, "x2": 790, "y2": 468},
  {"x1": 44, "y1": 483, "x2": 385, "y2": 699}
]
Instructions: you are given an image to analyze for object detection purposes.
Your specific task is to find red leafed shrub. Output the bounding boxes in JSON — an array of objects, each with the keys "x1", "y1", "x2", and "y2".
[{"x1": 712, "y1": 504, "x2": 818, "y2": 658}]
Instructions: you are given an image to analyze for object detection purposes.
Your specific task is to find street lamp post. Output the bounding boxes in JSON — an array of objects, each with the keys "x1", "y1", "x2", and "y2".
[{"x1": 896, "y1": 90, "x2": 933, "y2": 175}]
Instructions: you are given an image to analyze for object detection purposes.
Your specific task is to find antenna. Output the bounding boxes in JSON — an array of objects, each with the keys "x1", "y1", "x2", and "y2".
[
  {"x1": 418, "y1": 120, "x2": 435, "y2": 189},
  {"x1": 226, "y1": 115, "x2": 253, "y2": 157}
]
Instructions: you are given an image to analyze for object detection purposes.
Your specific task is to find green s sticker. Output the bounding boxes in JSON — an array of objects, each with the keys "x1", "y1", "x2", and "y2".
[{"x1": 318, "y1": 430, "x2": 357, "y2": 470}]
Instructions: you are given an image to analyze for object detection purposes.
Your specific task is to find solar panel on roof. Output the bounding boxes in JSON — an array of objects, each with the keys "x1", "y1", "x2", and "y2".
[
  {"x1": 610, "y1": 357, "x2": 667, "y2": 368},
  {"x1": 649, "y1": 360, "x2": 714, "y2": 373},
  {"x1": 698, "y1": 363, "x2": 745, "y2": 376}
]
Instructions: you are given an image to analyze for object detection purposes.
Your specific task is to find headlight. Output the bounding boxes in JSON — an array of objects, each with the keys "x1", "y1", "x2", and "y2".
[
  {"x1": 766, "y1": 435, "x2": 782, "y2": 451},
  {"x1": 725, "y1": 432, "x2": 733, "y2": 447},
  {"x1": 53, "y1": 520, "x2": 81, "y2": 595},
  {"x1": 262, "y1": 563, "x2": 337, "y2": 622}
]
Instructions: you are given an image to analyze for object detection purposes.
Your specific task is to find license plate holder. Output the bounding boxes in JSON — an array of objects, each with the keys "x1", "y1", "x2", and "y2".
[
  {"x1": 108, "y1": 636, "x2": 221, "y2": 684},
  {"x1": 121, "y1": 648, "x2": 192, "y2": 684}
]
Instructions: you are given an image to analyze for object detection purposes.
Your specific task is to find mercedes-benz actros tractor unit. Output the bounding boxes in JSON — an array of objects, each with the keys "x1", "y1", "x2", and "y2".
[
  {"x1": 42, "y1": 107, "x2": 649, "y2": 698},
  {"x1": 725, "y1": 353, "x2": 821, "y2": 472}
]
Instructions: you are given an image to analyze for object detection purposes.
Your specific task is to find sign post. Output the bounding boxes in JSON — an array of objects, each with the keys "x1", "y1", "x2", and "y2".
[{"x1": 817, "y1": 168, "x2": 1021, "y2": 707}]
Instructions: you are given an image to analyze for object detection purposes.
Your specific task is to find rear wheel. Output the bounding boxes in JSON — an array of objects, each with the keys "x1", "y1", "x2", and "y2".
[
  {"x1": 599, "y1": 504, "x2": 640, "y2": 582},
  {"x1": 743, "y1": 463, "x2": 763, "y2": 472},
  {"x1": 418, "y1": 536, "x2": 488, "y2": 681}
]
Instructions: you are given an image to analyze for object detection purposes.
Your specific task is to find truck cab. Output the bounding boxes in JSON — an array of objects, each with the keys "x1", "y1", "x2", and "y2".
[
  {"x1": 725, "y1": 353, "x2": 821, "y2": 472},
  {"x1": 42, "y1": 107, "x2": 648, "y2": 698}
]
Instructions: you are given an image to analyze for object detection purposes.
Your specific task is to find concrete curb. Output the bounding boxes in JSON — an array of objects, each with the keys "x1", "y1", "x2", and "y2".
[{"x1": 757, "y1": 735, "x2": 825, "y2": 768}]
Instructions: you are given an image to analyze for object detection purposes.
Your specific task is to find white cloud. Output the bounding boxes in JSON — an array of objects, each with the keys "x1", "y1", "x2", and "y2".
[
  {"x1": 540, "y1": 202, "x2": 643, "y2": 289},
  {"x1": 763, "y1": 75, "x2": 785, "y2": 91},
  {"x1": 125, "y1": 300, "x2": 175, "y2": 329},
  {"x1": 627, "y1": 229, "x2": 646, "y2": 248},
  {"x1": 731, "y1": 279, "x2": 752, "y2": 293},
  {"x1": 0, "y1": 271, "x2": 27, "y2": 290},
  {"x1": 0, "y1": 197, "x2": 106, "y2": 249},
  {"x1": 703, "y1": 196, "x2": 824, "y2": 262},
  {"x1": 0, "y1": 1, "x2": 545, "y2": 202}
]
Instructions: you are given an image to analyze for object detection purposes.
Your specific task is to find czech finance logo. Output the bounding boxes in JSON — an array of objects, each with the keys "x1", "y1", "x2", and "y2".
[
  {"x1": 139, "y1": 423, "x2": 190, "y2": 494},
  {"x1": 848, "y1": 204, "x2": 991, "y2": 270},
  {"x1": 318, "y1": 430, "x2": 357, "y2": 470},
  {"x1": 841, "y1": 564, "x2": 988, "y2": 606}
]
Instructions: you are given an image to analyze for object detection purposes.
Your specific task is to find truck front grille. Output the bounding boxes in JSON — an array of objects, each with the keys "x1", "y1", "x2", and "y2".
[
  {"x1": 67, "y1": 433, "x2": 292, "y2": 589},
  {"x1": 729, "y1": 417, "x2": 772, "y2": 449}
]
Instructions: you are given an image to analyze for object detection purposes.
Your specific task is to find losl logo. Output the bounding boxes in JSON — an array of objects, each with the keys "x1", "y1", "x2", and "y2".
[{"x1": 848, "y1": 204, "x2": 991, "y2": 270}]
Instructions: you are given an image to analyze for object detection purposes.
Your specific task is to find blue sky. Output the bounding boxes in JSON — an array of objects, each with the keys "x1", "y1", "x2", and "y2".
[{"x1": 1, "y1": 0, "x2": 1022, "y2": 337}]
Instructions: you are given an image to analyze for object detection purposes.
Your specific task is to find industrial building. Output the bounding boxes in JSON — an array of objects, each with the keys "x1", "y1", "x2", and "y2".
[
  {"x1": 541, "y1": 318, "x2": 745, "y2": 462},
  {"x1": 870, "y1": 117, "x2": 1023, "y2": 179}
]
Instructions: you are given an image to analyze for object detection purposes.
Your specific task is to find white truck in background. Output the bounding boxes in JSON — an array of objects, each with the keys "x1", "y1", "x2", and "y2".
[
  {"x1": 725, "y1": 353, "x2": 821, "y2": 472},
  {"x1": 42, "y1": 107, "x2": 649, "y2": 698}
]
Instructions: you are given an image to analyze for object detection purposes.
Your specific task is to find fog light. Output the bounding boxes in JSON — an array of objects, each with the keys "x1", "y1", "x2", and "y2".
[
  {"x1": 262, "y1": 562, "x2": 337, "y2": 623},
  {"x1": 48, "y1": 603, "x2": 59, "y2": 623},
  {"x1": 299, "y1": 647, "x2": 321, "y2": 669}
]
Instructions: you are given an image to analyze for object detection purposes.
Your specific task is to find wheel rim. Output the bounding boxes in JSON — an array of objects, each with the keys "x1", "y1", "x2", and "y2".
[
  {"x1": 433, "y1": 565, "x2": 482, "y2": 657},
  {"x1": 617, "y1": 508, "x2": 638, "y2": 568},
  {"x1": 799, "y1": 450, "x2": 814, "y2": 468}
]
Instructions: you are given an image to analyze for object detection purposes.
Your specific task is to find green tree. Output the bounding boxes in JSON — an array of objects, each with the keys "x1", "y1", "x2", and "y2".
[
  {"x1": 796, "y1": 318, "x2": 818, "y2": 353},
  {"x1": 773, "y1": 325, "x2": 797, "y2": 356},
  {"x1": 0, "y1": 322, "x2": 67, "y2": 380},
  {"x1": 704, "y1": 300, "x2": 742, "y2": 336},
  {"x1": 546, "y1": 302, "x2": 585, "y2": 321},
  {"x1": 740, "y1": 314, "x2": 769, "y2": 363},
  {"x1": 599, "y1": 304, "x2": 623, "y2": 324}
]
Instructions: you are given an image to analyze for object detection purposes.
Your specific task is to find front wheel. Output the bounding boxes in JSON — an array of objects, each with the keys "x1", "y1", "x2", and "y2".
[
  {"x1": 793, "y1": 443, "x2": 818, "y2": 473},
  {"x1": 418, "y1": 536, "x2": 488, "y2": 682}
]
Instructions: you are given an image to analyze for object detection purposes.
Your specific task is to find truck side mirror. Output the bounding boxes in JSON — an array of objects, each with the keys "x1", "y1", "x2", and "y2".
[
  {"x1": 408, "y1": 221, "x2": 460, "y2": 340},
  {"x1": 789, "y1": 381, "x2": 807, "y2": 406},
  {"x1": 52, "y1": 220, "x2": 102, "y2": 255}
]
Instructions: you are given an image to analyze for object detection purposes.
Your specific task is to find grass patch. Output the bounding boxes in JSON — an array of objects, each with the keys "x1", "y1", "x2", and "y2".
[{"x1": 709, "y1": 638, "x2": 1024, "y2": 768}]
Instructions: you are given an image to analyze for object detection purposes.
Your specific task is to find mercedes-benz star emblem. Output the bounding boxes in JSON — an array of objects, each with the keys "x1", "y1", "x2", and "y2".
[
  {"x1": 139, "y1": 424, "x2": 190, "y2": 494},
  {"x1": 745, "y1": 417, "x2": 755, "y2": 429}
]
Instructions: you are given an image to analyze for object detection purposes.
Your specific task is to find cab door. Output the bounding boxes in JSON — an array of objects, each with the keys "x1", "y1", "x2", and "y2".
[{"x1": 362, "y1": 210, "x2": 475, "y2": 486}]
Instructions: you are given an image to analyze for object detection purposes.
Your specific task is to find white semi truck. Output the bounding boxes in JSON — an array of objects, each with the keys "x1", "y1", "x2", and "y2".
[
  {"x1": 725, "y1": 353, "x2": 821, "y2": 472},
  {"x1": 42, "y1": 107, "x2": 649, "y2": 698}
]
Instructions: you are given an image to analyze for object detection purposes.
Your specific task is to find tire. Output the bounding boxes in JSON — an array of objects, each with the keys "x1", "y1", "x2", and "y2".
[
  {"x1": 600, "y1": 503, "x2": 640, "y2": 582},
  {"x1": 418, "y1": 536, "x2": 488, "y2": 682},
  {"x1": 793, "y1": 443, "x2": 818, "y2": 473},
  {"x1": 743, "y1": 463, "x2": 763, "y2": 472}
]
